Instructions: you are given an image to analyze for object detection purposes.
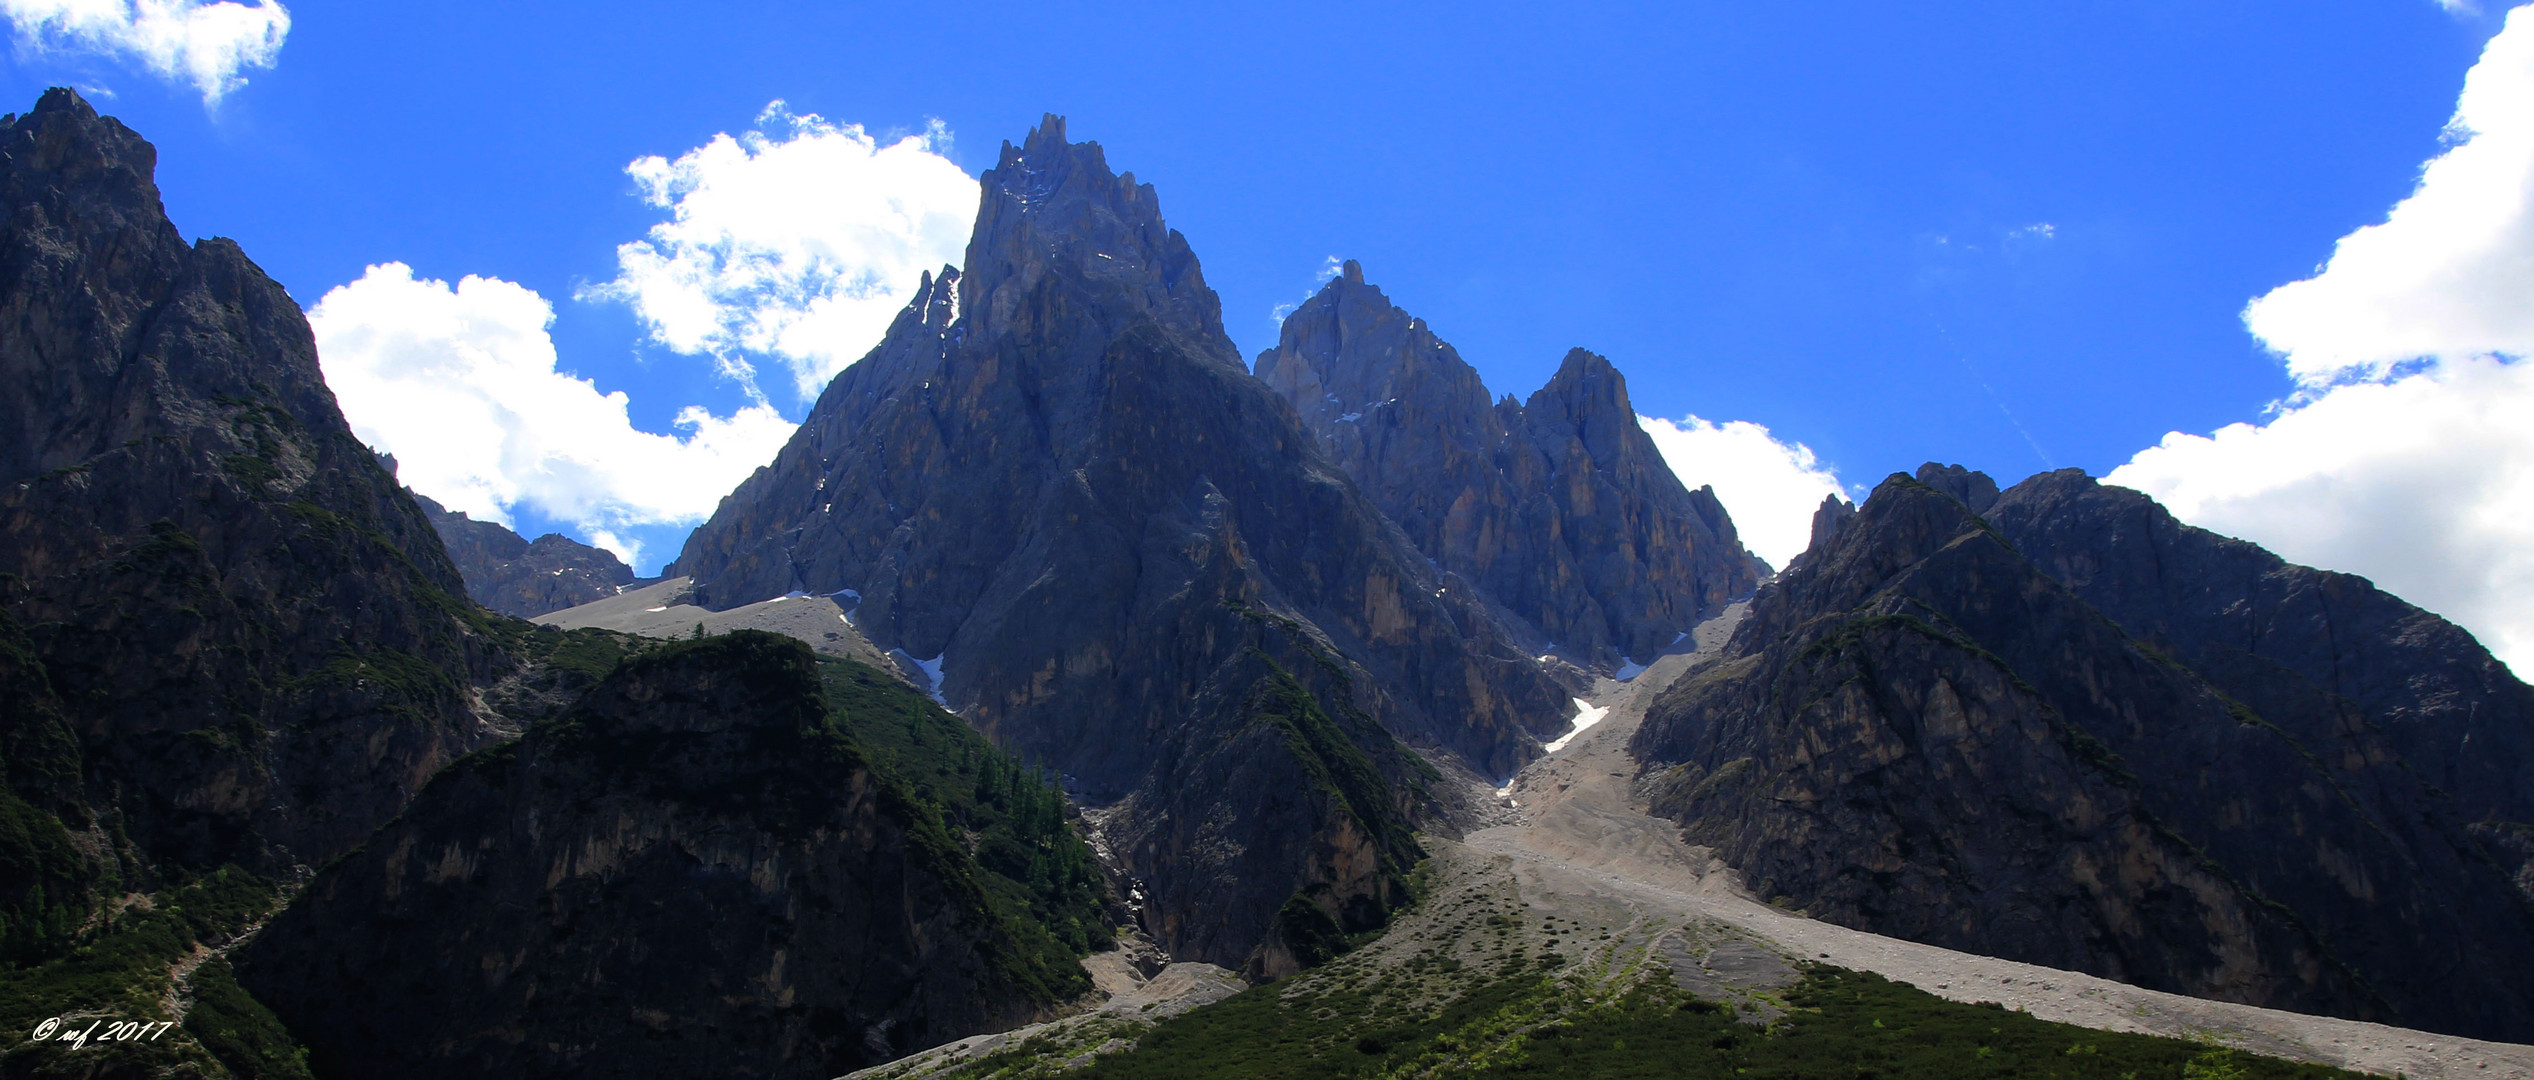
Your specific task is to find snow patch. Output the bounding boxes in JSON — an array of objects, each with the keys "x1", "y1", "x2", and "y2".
[
  {"x1": 643, "y1": 606, "x2": 670, "y2": 613},
  {"x1": 1338, "y1": 412, "x2": 1363, "y2": 423},
  {"x1": 890, "y1": 649, "x2": 948, "y2": 705},
  {"x1": 1542, "y1": 697, "x2": 1611, "y2": 754},
  {"x1": 1613, "y1": 658, "x2": 1647, "y2": 682}
]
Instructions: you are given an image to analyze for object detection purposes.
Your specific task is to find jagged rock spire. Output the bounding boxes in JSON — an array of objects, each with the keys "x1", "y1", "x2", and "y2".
[
  {"x1": 667, "y1": 117, "x2": 1570, "y2": 970},
  {"x1": 1258, "y1": 264, "x2": 1765, "y2": 671}
]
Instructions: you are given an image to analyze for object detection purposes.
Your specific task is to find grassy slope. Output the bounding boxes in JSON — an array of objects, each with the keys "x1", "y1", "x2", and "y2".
[
  {"x1": 819, "y1": 656, "x2": 1114, "y2": 961},
  {"x1": 1068, "y1": 963, "x2": 2370, "y2": 1080}
]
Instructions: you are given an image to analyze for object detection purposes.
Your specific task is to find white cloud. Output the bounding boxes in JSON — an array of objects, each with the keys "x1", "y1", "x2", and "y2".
[
  {"x1": 585, "y1": 102, "x2": 978, "y2": 402},
  {"x1": 1270, "y1": 255, "x2": 1345, "y2": 324},
  {"x1": 1638, "y1": 414, "x2": 1846, "y2": 570},
  {"x1": 2107, "y1": 357, "x2": 2534, "y2": 676},
  {"x1": 2242, "y1": 5, "x2": 2534, "y2": 383},
  {"x1": 2, "y1": 0, "x2": 288, "y2": 103},
  {"x1": 2110, "y1": 7, "x2": 2534, "y2": 679},
  {"x1": 312, "y1": 263, "x2": 798, "y2": 568}
]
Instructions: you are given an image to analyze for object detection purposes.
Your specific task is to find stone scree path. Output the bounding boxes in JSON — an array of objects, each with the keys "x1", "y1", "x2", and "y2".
[{"x1": 1471, "y1": 601, "x2": 2534, "y2": 1080}]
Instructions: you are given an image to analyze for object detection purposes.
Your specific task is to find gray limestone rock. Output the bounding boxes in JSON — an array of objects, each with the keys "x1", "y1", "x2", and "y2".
[
  {"x1": 1632, "y1": 465, "x2": 2534, "y2": 1042},
  {"x1": 0, "y1": 89, "x2": 505, "y2": 874},
  {"x1": 666, "y1": 116, "x2": 1571, "y2": 969},
  {"x1": 412, "y1": 491, "x2": 634, "y2": 618},
  {"x1": 1256, "y1": 267, "x2": 1766, "y2": 671}
]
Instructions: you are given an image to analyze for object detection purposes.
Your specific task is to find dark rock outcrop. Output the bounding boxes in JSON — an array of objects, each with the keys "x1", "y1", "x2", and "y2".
[
  {"x1": 1256, "y1": 265, "x2": 1764, "y2": 670},
  {"x1": 412, "y1": 491, "x2": 634, "y2": 618},
  {"x1": 1785, "y1": 492, "x2": 1855, "y2": 573},
  {"x1": 1983, "y1": 468, "x2": 2534, "y2": 827},
  {"x1": 1633, "y1": 466, "x2": 2534, "y2": 1040},
  {"x1": 0, "y1": 89, "x2": 504, "y2": 876},
  {"x1": 668, "y1": 117, "x2": 1569, "y2": 968},
  {"x1": 238, "y1": 633, "x2": 1079, "y2": 1079}
]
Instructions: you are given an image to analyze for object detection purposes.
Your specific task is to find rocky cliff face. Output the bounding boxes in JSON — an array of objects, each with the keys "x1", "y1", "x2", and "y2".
[
  {"x1": 668, "y1": 117, "x2": 1571, "y2": 968},
  {"x1": 413, "y1": 491, "x2": 634, "y2": 618},
  {"x1": 0, "y1": 89, "x2": 506, "y2": 878},
  {"x1": 1632, "y1": 465, "x2": 2534, "y2": 1041},
  {"x1": 238, "y1": 633, "x2": 1083, "y2": 1079},
  {"x1": 1256, "y1": 265, "x2": 1764, "y2": 671},
  {"x1": 1983, "y1": 468, "x2": 2534, "y2": 829}
]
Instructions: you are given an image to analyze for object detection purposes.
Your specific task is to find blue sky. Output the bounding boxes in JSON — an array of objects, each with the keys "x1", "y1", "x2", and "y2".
[{"x1": 8, "y1": 0, "x2": 2534, "y2": 672}]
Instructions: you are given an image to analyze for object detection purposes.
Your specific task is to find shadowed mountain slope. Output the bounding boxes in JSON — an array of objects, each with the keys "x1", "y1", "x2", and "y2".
[
  {"x1": 1256, "y1": 263, "x2": 1764, "y2": 672},
  {"x1": 238, "y1": 632, "x2": 1105, "y2": 1079},
  {"x1": 1632, "y1": 463, "x2": 2534, "y2": 1041},
  {"x1": 668, "y1": 117, "x2": 1572, "y2": 971},
  {"x1": 0, "y1": 89, "x2": 509, "y2": 880}
]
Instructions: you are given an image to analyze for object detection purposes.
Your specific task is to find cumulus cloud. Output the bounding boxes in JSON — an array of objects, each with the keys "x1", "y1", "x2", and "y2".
[
  {"x1": 2241, "y1": 5, "x2": 2534, "y2": 383},
  {"x1": 1, "y1": 0, "x2": 288, "y2": 103},
  {"x1": 586, "y1": 102, "x2": 978, "y2": 402},
  {"x1": 2111, "y1": 7, "x2": 2534, "y2": 677},
  {"x1": 2107, "y1": 358, "x2": 2534, "y2": 674},
  {"x1": 1638, "y1": 414, "x2": 1847, "y2": 570},
  {"x1": 312, "y1": 263, "x2": 797, "y2": 567}
]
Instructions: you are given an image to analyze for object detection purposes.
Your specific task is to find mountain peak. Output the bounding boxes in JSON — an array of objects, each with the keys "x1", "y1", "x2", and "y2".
[
  {"x1": 3, "y1": 87, "x2": 165, "y2": 237},
  {"x1": 1524, "y1": 348, "x2": 1641, "y2": 463},
  {"x1": 964, "y1": 112, "x2": 1225, "y2": 351},
  {"x1": 1260, "y1": 269, "x2": 1764, "y2": 668},
  {"x1": 31, "y1": 84, "x2": 96, "y2": 119},
  {"x1": 1912, "y1": 461, "x2": 1999, "y2": 515}
]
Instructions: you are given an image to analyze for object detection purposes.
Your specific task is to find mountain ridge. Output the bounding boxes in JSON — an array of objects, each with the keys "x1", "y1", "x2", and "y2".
[
  {"x1": 666, "y1": 114, "x2": 1574, "y2": 972},
  {"x1": 1255, "y1": 263, "x2": 1765, "y2": 673},
  {"x1": 1632, "y1": 462, "x2": 2534, "y2": 1040}
]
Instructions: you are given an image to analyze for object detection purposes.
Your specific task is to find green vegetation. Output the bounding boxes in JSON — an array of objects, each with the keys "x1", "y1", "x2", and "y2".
[
  {"x1": 0, "y1": 867, "x2": 311, "y2": 1079},
  {"x1": 533, "y1": 636, "x2": 1106, "y2": 1004},
  {"x1": 1239, "y1": 652, "x2": 1425, "y2": 962},
  {"x1": 1479, "y1": 969, "x2": 2362, "y2": 1079},
  {"x1": 184, "y1": 957, "x2": 315, "y2": 1080},
  {"x1": 476, "y1": 617, "x2": 646, "y2": 683},
  {"x1": 819, "y1": 655, "x2": 1112, "y2": 958},
  {"x1": 0, "y1": 790, "x2": 91, "y2": 966},
  {"x1": 1068, "y1": 963, "x2": 2369, "y2": 1080},
  {"x1": 0, "y1": 608, "x2": 99, "y2": 967}
]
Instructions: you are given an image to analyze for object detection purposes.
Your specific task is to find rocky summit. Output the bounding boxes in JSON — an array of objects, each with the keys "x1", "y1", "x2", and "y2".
[
  {"x1": 413, "y1": 490, "x2": 634, "y2": 618},
  {"x1": 10, "y1": 88, "x2": 2534, "y2": 1080},
  {"x1": 0, "y1": 89, "x2": 504, "y2": 878},
  {"x1": 668, "y1": 115, "x2": 1573, "y2": 973},
  {"x1": 1258, "y1": 263, "x2": 1766, "y2": 672},
  {"x1": 1632, "y1": 463, "x2": 2534, "y2": 1041}
]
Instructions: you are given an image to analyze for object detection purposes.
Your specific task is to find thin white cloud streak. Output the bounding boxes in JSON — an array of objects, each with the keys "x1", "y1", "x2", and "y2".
[
  {"x1": 1, "y1": 0, "x2": 288, "y2": 103},
  {"x1": 2112, "y1": 6, "x2": 2534, "y2": 678},
  {"x1": 1638, "y1": 414, "x2": 1845, "y2": 570},
  {"x1": 586, "y1": 102, "x2": 978, "y2": 402},
  {"x1": 1270, "y1": 255, "x2": 1345, "y2": 324},
  {"x1": 2242, "y1": 4, "x2": 2534, "y2": 383},
  {"x1": 312, "y1": 263, "x2": 797, "y2": 568}
]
